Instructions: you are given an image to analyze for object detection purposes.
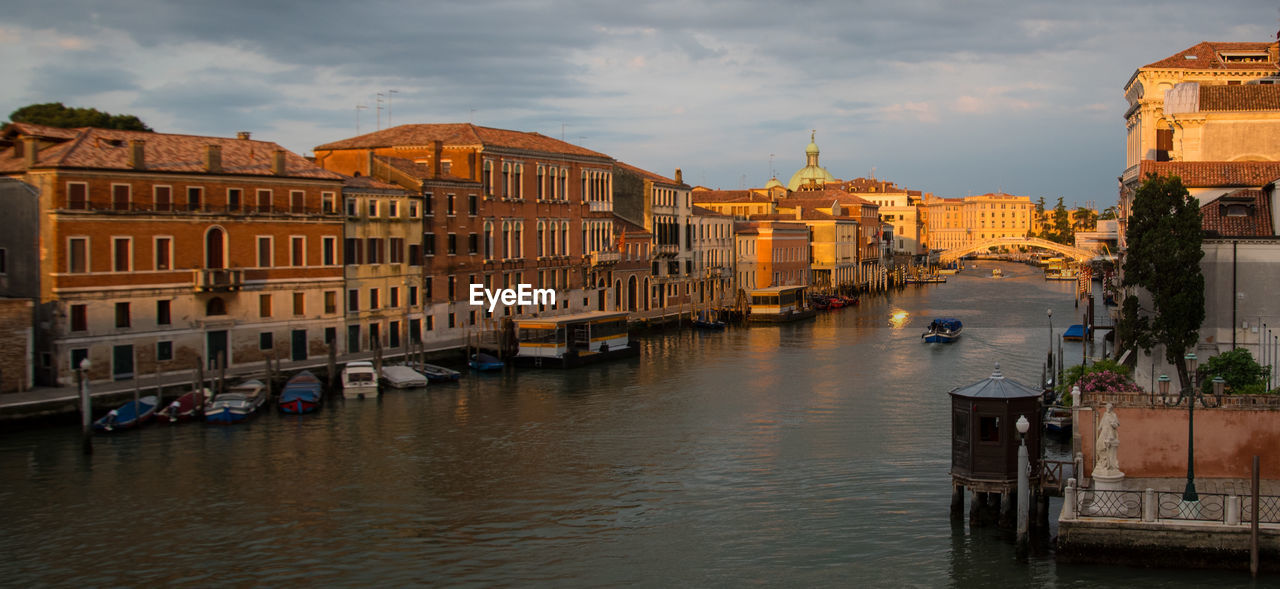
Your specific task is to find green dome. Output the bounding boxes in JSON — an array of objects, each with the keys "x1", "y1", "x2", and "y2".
[
  {"x1": 787, "y1": 131, "x2": 835, "y2": 190},
  {"x1": 765, "y1": 176, "x2": 783, "y2": 189}
]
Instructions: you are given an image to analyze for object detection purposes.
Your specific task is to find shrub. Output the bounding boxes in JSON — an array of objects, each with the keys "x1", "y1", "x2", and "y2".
[{"x1": 1199, "y1": 348, "x2": 1270, "y2": 395}]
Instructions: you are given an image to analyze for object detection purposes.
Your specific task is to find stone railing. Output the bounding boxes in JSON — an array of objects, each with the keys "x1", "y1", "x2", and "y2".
[
  {"x1": 1081, "y1": 389, "x2": 1280, "y2": 410},
  {"x1": 1063, "y1": 479, "x2": 1280, "y2": 524}
]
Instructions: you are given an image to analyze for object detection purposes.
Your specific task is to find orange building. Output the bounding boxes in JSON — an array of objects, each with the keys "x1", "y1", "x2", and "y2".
[
  {"x1": 0, "y1": 124, "x2": 345, "y2": 384},
  {"x1": 733, "y1": 220, "x2": 810, "y2": 289}
]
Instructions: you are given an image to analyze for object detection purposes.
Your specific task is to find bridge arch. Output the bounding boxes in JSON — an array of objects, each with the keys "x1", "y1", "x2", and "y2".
[{"x1": 938, "y1": 237, "x2": 1096, "y2": 264}]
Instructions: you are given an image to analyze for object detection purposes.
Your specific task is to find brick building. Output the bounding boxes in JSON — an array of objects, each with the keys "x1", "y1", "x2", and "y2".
[{"x1": 0, "y1": 123, "x2": 345, "y2": 384}]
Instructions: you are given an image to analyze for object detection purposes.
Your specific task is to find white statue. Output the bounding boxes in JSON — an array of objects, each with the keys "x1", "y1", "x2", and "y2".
[{"x1": 1094, "y1": 403, "x2": 1121, "y2": 476}]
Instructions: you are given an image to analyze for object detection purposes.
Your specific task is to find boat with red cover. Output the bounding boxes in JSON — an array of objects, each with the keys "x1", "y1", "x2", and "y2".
[
  {"x1": 279, "y1": 370, "x2": 323, "y2": 414},
  {"x1": 157, "y1": 388, "x2": 210, "y2": 423}
]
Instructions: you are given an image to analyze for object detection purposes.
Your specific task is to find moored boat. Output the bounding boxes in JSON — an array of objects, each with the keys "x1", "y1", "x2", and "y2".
[
  {"x1": 157, "y1": 388, "x2": 210, "y2": 423},
  {"x1": 418, "y1": 363, "x2": 461, "y2": 383},
  {"x1": 922, "y1": 318, "x2": 963, "y2": 343},
  {"x1": 204, "y1": 380, "x2": 268, "y2": 424},
  {"x1": 279, "y1": 370, "x2": 323, "y2": 414},
  {"x1": 1045, "y1": 405, "x2": 1073, "y2": 436},
  {"x1": 992, "y1": 268, "x2": 1003, "y2": 278},
  {"x1": 341, "y1": 361, "x2": 379, "y2": 399},
  {"x1": 381, "y1": 365, "x2": 429, "y2": 389},
  {"x1": 94, "y1": 396, "x2": 159, "y2": 432},
  {"x1": 470, "y1": 352, "x2": 505, "y2": 371},
  {"x1": 1061, "y1": 324, "x2": 1090, "y2": 341}
]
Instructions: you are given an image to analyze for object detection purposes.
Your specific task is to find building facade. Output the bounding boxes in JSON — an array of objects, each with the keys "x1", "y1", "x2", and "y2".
[{"x1": 0, "y1": 124, "x2": 346, "y2": 385}]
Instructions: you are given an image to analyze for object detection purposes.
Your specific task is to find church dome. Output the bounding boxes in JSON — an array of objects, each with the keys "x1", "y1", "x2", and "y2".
[
  {"x1": 765, "y1": 176, "x2": 783, "y2": 189},
  {"x1": 787, "y1": 131, "x2": 835, "y2": 191}
]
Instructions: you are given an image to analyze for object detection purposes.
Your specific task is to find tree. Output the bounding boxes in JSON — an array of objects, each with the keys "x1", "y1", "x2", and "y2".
[
  {"x1": 1045, "y1": 197, "x2": 1072, "y2": 244},
  {"x1": 1120, "y1": 174, "x2": 1204, "y2": 392},
  {"x1": 8, "y1": 102, "x2": 152, "y2": 132},
  {"x1": 1099, "y1": 205, "x2": 1118, "y2": 220},
  {"x1": 1198, "y1": 348, "x2": 1270, "y2": 395},
  {"x1": 1073, "y1": 207, "x2": 1098, "y2": 232}
]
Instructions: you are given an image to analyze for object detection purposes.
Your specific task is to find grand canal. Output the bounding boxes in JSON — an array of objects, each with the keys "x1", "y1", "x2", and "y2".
[{"x1": 0, "y1": 262, "x2": 1255, "y2": 586}]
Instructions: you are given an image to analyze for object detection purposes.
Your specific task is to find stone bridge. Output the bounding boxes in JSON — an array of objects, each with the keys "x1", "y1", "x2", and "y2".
[{"x1": 938, "y1": 236, "x2": 1096, "y2": 264}]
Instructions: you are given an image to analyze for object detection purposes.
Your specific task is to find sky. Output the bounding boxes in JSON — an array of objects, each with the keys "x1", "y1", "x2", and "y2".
[{"x1": 2, "y1": 2, "x2": 1277, "y2": 208}]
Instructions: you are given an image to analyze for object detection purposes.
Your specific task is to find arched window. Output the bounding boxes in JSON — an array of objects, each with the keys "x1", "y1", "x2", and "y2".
[
  {"x1": 513, "y1": 222, "x2": 522, "y2": 258},
  {"x1": 501, "y1": 162, "x2": 510, "y2": 198},
  {"x1": 560, "y1": 170, "x2": 568, "y2": 200},
  {"x1": 206, "y1": 297, "x2": 226, "y2": 316},
  {"x1": 536, "y1": 221, "x2": 545, "y2": 257},
  {"x1": 205, "y1": 226, "x2": 226, "y2": 269},
  {"x1": 483, "y1": 160, "x2": 494, "y2": 195},
  {"x1": 502, "y1": 221, "x2": 512, "y2": 259},
  {"x1": 560, "y1": 221, "x2": 569, "y2": 255},
  {"x1": 483, "y1": 221, "x2": 494, "y2": 260},
  {"x1": 548, "y1": 221, "x2": 557, "y2": 256}
]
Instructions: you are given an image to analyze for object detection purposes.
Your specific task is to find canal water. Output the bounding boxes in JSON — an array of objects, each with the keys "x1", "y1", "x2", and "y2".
[{"x1": 0, "y1": 262, "x2": 1255, "y2": 586}]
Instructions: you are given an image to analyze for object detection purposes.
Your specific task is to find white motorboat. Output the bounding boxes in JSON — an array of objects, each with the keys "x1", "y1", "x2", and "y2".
[{"x1": 341, "y1": 361, "x2": 380, "y2": 399}]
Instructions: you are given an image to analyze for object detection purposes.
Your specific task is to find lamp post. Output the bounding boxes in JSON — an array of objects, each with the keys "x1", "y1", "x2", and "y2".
[
  {"x1": 1183, "y1": 352, "x2": 1199, "y2": 502},
  {"x1": 1016, "y1": 414, "x2": 1031, "y2": 556}
]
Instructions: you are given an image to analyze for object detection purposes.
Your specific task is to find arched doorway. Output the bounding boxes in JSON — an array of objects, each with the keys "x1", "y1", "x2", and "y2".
[
  {"x1": 613, "y1": 279, "x2": 622, "y2": 311},
  {"x1": 628, "y1": 276, "x2": 637, "y2": 311},
  {"x1": 205, "y1": 227, "x2": 226, "y2": 269}
]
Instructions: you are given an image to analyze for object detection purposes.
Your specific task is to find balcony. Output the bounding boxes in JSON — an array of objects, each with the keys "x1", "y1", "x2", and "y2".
[
  {"x1": 193, "y1": 268, "x2": 243, "y2": 292},
  {"x1": 587, "y1": 200, "x2": 612, "y2": 213},
  {"x1": 591, "y1": 250, "x2": 621, "y2": 265},
  {"x1": 655, "y1": 244, "x2": 679, "y2": 257}
]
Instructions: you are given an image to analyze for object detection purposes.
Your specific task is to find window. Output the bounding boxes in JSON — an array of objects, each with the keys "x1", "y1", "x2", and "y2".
[
  {"x1": 409, "y1": 200, "x2": 419, "y2": 218},
  {"x1": 259, "y1": 294, "x2": 272, "y2": 318},
  {"x1": 155, "y1": 237, "x2": 171, "y2": 270},
  {"x1": 344, "y1": 238, "x2": 362, "y2": 265},
  {"x1": 447, "y1": 233, "x2": 457, "y2": 255},
  {"x1": 346, "y1": 198, "x2": 358, "y2": 216},
  {"x1": 409, "y1": 244, "x2": 422, "y2": 266},
  {"x1": 112, "y1": 185, "x2": 130, "y2": 211},
  {"x1": 366, "y1": 238, "x2": 383, "y2": 264},
  {"x1": 293, "y1": 292, "x2": 305, "y2": 316},
  {"x1": 324, "y1": 327, "x2": 336, "y2": 344},
  {"x1": 447, "y1": 276, "x2": 456, "y2": 301},
  {"x1": 324, "y1": 291, "x2": 337, "y2": 314},
  {"x1": 448, "y1": 312, "x2": 456, "y2": 328},
  {"x1": 447, "y1": 194, "x2": 456, "y2": 216},
  {"x1": 68, "y1": 237, "x2": 88, "y2": 273},
  {"x1": 156, "y1": 300, "x2": 171, "y2": 325},
  {"x1": 389, "y1": 320, "x2": 401, "y2": 348},
  {"x1": 408, "y1": 285, "x2": 418, "y2": 306},
  {"x1": 257, "y1": 237, "x2": 273, "y2": 267},
  {"x1": 291, "y1": 236, "x2": 305, "y2": 266},
  {"x1": 260, "y1": 332, "x2": 274, "y2": 350},
  {"x1": 348, "y1": 289, "x2": 359, "y2": 312},
  {"x1": 979, "y1": 416, "x2": 1000, "y2": 443},
  {"x1": 115, "y1": 302, "x2": 131, "y2": 328},
  {"x1": 390, "y1": 287, "x2": 400, "y2": 307},
  {"x1": 227, "y1": 188, "x2": 242, "y2": 211},
  {"x1": 154, "y1": 186, "x2": 172, "y2": 211},
  {"x1": 468, "y1": 233, "x2": 479, "y2": 255},
  {"x1": 68, "y1": 182, "x2": 88, "y2": 210},
  {"x1": 187, "y1": 187, "x2": 203, "y2": 211},
  {"x1": 70, "y1": 304, "x2": 87, "y2": 331},
  {"x1": 256, "y1": 189, "x2": 272, "y2": 213},
  {"x1": 423, "y1": 233, "x2": 436, "y2": 256},
  {"x1": 537, "y1": 166, "x2": 545, "y2": 200},
  {"x1": 112, "y1": 238, "x2": 131, "y2": 272},
  {"x1": 389, "y1": 237, "x2": 404, "y2": 264},
  {"x1": 0, "y1": 248, "x2": 5, "y2": 274},
  {"x1": 368, "y1": 199, "x2": 378, "y2": 217},
  {"x1": 322, "y1": 236, "x2": 336, "y2": 266},
  {"x1": 157, "y1": 341, "x2": 173, "y2": 362},
  {"x1": 423, "y1": 192, "x2": 433, "y2": 215},
  {"x1": 426, "y1": 316, "x2": 434, "y2": 331},
  {"x1": 424, "y1": 278, "x2": 432, "y2": 300},
  {"x1": 206, "y1": 297, "x2": 226, "y2": 316},
  {"x1": 71, "y1": 348, "x2": 89, "y2": 372},
  {"x1": 370, "y1": 288, "x2": 380, "y2": 310},
  {"x1": 389, "y1": 200, "x2": 399, "y2": 218},
  {"x1": 322, "y1": 191, "x2": 335, "y2": 214},
  {"x1": 290, "y1": 190, "x2": 305, "y2": 213},
  {"x1": 469, "y1": 194, "x2": 478, "y2": 216}
]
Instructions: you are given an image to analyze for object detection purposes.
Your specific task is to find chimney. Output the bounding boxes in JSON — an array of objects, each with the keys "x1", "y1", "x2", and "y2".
[
  {"x1": 128, "y1": 139, "x2": 146, "y2": 170},
  {"x1": 431, "y1": 140, "x2": 443, "y2": 179},
  {"x1": 237, "y1": 131, "x2": 252, "y2": 140},
  {"x1": 1270, "y1": 30, "x2": 1279, "y2": 63},
  {"x1": 205, "y1": 144, "x2": 222, "y2": 173},
  {"x1": 367, "y1": 151, "x2": 376, "y2": 178},
  {"x1": 272, "y1": 149, "x2": 287, "y2": 176},
  {"x1": 22, "y1": 137, "x2": 38, "y2": 167},
  {"x1": 675, "y1": 168, "x2": 683, "y2": 184},
  {"x1": 795, "y1": 206, "x2": 803, "y2": 220}
]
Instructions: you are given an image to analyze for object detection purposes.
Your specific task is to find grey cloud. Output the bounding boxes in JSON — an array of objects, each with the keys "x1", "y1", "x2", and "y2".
[{"x1": 27, "y1": 63, "x2": 140, "y2": 99}]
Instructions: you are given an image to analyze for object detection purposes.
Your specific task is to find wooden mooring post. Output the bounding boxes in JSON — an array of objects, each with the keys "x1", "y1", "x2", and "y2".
[
  {"x1": 217, "y1": 351, "x2": 226, "y2": 395},
  {"x1": 327, "y1": 343, "x2": 337, "y2": 392},
  {"x1": 77, "y1": 361, "x2": 92, "y2": 455}
]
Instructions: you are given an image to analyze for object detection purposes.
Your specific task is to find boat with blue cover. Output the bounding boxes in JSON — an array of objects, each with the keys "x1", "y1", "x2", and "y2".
[
  {"x1": 922, "y1": 318, "x2": 963, "y2": 343},
  {"x1": 418, "y1": 363, "x2": 461, "y2": 383},
  {"x1": 1061, "y1": 324, "x2": 1090, "y2": 341},
  {"x1": 469, "y1": 352, "x2": 504, "y2": 371},
  {"x1": 94, "y1": 396, "x2": 159, "y2": 432},
  {"x1": 279, "y1": 370, "x2": 323, "y2": 414}
]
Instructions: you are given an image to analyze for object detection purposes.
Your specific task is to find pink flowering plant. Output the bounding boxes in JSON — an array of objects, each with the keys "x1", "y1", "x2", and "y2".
[{"x1": 1077, "y1": 370, "x2": 1141, "y2": 394}]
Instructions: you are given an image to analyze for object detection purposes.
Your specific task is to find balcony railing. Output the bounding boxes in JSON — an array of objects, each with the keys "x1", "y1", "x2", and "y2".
[
  {"x1": 591, "y1": 250, "x2": 621, "y2": 265},
  {"x1": 194, "y1": 268, "x2": 243, "y2": 292},
  {"x1": 587, "y1": 200, "x2": 612, "y2": 212}
]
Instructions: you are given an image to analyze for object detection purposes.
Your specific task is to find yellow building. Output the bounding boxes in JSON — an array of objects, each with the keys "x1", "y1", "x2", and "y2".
[{"x1": 924, "y1": 193, "x2": 1033, "y2": 252}]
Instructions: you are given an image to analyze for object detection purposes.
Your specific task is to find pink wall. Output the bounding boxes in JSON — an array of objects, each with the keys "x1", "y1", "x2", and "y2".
[{"x1": 1077, "y1": 405, "x2": 1280, "y2": 479}]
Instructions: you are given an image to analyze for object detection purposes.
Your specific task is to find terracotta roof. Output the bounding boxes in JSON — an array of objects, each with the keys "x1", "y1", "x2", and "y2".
[
  {"x1": 315, "y1": 123, "x2": 611, "y2": 160},
  {"x1": 614, "y1": 160, "x2": 681, "y2": 186},
  {"x1": 1138, "y1": 160, "x2": 1280, "y2": 188},
  {"x1": 691, "y1": 189, "x2": 769, "y2": 203},
  {"x1": 1199, "y1": 84, "x2": 1280, "y2": 111},
  {"x1": 1201, "y1": 189, "x2": 1274, "y2": 237},
  {"x1": 2, "y1": 122, "x2": 79, "y2": 142},
  {"x1": 377, "y1": 155, "x2": 435, "y2": 178},
  {"x1": 691, "y1": 205, "x2": 729, "y2": 217},
  {"x1": 787, "y1": 187, "x2": 877, "y2": 208},
  {"x1": 1142, "y1": 42, "x2": 1278, "y2": 70},
  {"x1": 0, "y1": 126, "x2": 343, "y2": 180},
  {"x1": 343, "y1": 175, "x2": 406, "y2": 191},
  {"x1": 612, "y1": 215, "x2": 650, "y2": 234}
]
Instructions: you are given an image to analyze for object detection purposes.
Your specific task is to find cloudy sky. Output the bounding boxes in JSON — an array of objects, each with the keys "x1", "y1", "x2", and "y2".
[{"x1": 2, "y1": 2, "x2": 1276, "y2": 206}]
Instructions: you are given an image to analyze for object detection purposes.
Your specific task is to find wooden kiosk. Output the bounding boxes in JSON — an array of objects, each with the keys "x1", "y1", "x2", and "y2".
[{"x1": 949, "y1": 363, "x2": 1042, "y2": 526}]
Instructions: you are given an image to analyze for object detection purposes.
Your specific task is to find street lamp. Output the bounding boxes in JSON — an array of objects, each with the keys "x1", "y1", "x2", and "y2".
[
  {"x1": 1015, "y1": 414, "x2": 1031, "y2": 553},
  {"x1": 1179, "y1": 351, "x2": 1209, "y2": 503},
  {"x1": 1158, "y1": 373, "x2": 1170, "y2": 404}
]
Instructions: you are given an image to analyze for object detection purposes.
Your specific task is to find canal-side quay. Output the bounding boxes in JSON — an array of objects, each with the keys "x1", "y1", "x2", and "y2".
[{"x1": 0, "y1": 265, "x2": 1270, "y2": 586}]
